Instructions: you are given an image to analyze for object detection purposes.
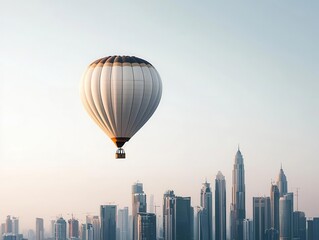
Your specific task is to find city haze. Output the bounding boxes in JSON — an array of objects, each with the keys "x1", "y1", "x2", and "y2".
[{"x1": 0, "y1": 0, "x2": 318, "y2": 231}]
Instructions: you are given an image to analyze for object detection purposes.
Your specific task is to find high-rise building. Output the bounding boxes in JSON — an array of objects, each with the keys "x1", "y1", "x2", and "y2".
[
  {"x1": 28, "y1": 229, "x2": 35, "y2": 240},
  {"x1": 80, "y1": 224, "x2": 86, "y2": 240},
  {"x1": 279, "y1": 193, "x2": 293, "y2": 240},
  {"x1": 314, "y1": 218, "x2": 319, "y2": 240},
  {"x1": 230, "y1": 148, "x2": 246, "y2": 240},
  {"x1": 215, "y1": 171, "x2": 226, "y2": 240},
  {"x1": 55, "y1": 217, "x2": 67, "y2": 240},
  {"x1": 265, "y1": 228, "x2": 279, "y2": 240},
  {"x1": 51, "y1": 220, "x2": 56, "y2": 239},
  {"x1": 118, "y1": 207, "x2": 129, "y2": 240},
  {"x1": 307, "y1": 219, "x2": 314, "y2": 240},
  {"x1": 101, "y1": 205, "x2": 117, "y2": 240},
  {"x1": 86, "y1": 216, "x2": 100, "y2": 240},
  {"x1": 149, "y1": 195, "x2": 155, "y2": 213},
  {"x1": 132, "y1": 182, "x2": 147, "y2": 240},
  {"x1": 86, "y1": 224, "x2": 94, "y2": 240},
  {"x1": 36, "y1": 218, "x2": 44, "y2": 240},
  {"x1": 270, "y1": 184, "x2": 280, "y2": 236},
  {"x1": 68, "y1": 218, "x2": 79, "y2": 239},
  {"x1": 6, "y1": 216, "x2": 13, "y2": 234},
  {"x1": 253, "y1": 197, "x2": 271, "y2": 240},
  {"x1": 292, "y1": 211, "x2": 306, "y2": 240},
  {"x1": 199, "y1": 180, "x2": 213, "y2": 240},
  {"x1": 276, "y1": 166, "x2": 288, "y2": 197},
  {"x1": 1, "y1": 223, "x2": 6, "y2": 236},
  {"x1": 137, "y1": 213, "x2": 156, "y2": 240},
  {"x1": 92, "y1": 216, "x2": 100, "y2": 240},
  {"x1": 163, "y1": 190, "x2": 176, "y2": 240},
  {"x1": 163, "y1": 190, "x2": 192, "y2": 240},
  {"x1": 3, "y1": 233, "x2": 17, "y2": 240},
  {"x1": 12, "y1": 217, "x2": 19, "y2": 235},
  {"x1": 243, "y1": 219, "x2": 253, "y2": 240}
]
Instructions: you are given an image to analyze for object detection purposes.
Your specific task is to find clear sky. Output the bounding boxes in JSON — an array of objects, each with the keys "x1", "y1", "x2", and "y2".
[{"x1": 0, "y1": 0, "x2": 318, "y2": 231}]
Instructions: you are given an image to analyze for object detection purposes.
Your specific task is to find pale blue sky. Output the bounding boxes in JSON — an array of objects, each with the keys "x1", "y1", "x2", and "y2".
[{"x1": 0, "y1": 1, "x2": 318, "y2": 230}]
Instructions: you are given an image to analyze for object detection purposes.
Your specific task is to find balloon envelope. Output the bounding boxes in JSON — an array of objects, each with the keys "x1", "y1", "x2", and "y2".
[{"x1": 80, "y1": 56, "x2": 162, "y2": 152}]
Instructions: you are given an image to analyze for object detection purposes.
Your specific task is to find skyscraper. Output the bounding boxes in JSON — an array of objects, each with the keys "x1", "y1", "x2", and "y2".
[
  {"x1": 253, "y1": 197, "x2": 271, "y2": 240},
  {"x1": 243, "y1": 219, "x2": 253, "y2": 240},
  {"x1": 132, "y1": 182, "x2": 147, "y2": 240},
  {"x1": 292, "y1": 211, "x2": 306, "y2": 240},
  {"x1": 149, "y1": 194, "x2": 155, "y2": 213},
  {"x1": 68, "y1": 217, "x2": 79, "y2": 239},
  {"x1": 1, "y1": 223, "x2": 6, "y2": 237},
  {"x1": 270, "y1": 183, "x2": 280, "y2": 236},
  {"x1": 163, "y1": 190, "x2": 192, "y2": 240},
  {"x1": 100, "y1": 205, "x2": 117, "y2": 240},
  {"x1": 163, "y1": 190, "x2": 176, "y2": 240},
  {"x1": 118, "y1": 207, "x2": 129, "y2": 240},
  {"x1": 215, "y1": 171, "x2": 226, "y2": 240},
  {"x1": 36, "y1": 218, "x2": 44, "y2": 240},
  {"x1": 92, "y1": 216, "x2": 100, "y2": 240},
  {"x1": 276, "y1": 166, "x2": 288, "y2": 197},
  {"x1": 314, "y1": 218, "x2": 319, "y2": 240},
  {"x1": 51, "y1": 220, "x2": 56, "y2": 239},
  {"x1": 55, "y1": 217, "x2": 67, "y2": 240},
  {"x1": 230, "y1": 148, "x2": 246, "y2": 240},
  {"x1": 279, "y1": 193, "x2": 293, "y2": 240},
  {"x1": 6, "y1": 216, "x2": 13, "y2": 234},
  {"x1": 12, "y1": 217, "x2": 19, "y2": 235},
  {"x1": 86, "y1": 224, "x2": 94, "y2": 240},
  {"x1": 80, "y1": 224, "x2": 86, "y2": 240},
  {"x1": 199, "y1": 180, "x2": 213, "y2": 240},
  {"x1": 137, "y1": 213, "x2": 156, "y2": 240},
  {"x1": 307, "y1": 220, "x2": 313, "y2": 240}
]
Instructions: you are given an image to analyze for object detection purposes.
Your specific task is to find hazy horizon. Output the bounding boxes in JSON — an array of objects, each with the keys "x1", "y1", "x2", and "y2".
[{"x1": 0, "y1": 1, "x2": 318, "y2": 231}]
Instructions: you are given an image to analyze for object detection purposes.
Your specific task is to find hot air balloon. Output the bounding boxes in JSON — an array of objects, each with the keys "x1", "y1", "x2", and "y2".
[{"x1": 80, "y1": 56, "x2": 162, "y2": 159}]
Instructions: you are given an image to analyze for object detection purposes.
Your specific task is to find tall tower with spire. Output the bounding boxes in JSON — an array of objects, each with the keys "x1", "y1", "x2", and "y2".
[
  {"x1": 230, "y1": 148, "x2": 246, "y2": 240},
  {"x1": 276, "y1": 165, "x2": 288, "y2": 197}
]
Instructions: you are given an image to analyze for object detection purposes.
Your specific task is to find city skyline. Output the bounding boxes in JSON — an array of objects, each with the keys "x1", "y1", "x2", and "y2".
[{"x1": 0, "y1": 0, "x2": 318, "y2": 231}]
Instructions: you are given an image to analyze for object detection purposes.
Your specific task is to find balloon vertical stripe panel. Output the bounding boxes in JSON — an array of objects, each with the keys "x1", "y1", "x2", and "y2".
[
  {"x1": 121, "y1": 65, "x2": 134, "y2": 137},
  {"x1": 100, "y1": 64, "x2": 116, "y2": 137}
]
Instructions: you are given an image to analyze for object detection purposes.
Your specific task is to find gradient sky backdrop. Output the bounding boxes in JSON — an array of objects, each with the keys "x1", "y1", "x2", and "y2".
[{"x1": 0, "y1": 0, "x2": 318, "y2": 231}]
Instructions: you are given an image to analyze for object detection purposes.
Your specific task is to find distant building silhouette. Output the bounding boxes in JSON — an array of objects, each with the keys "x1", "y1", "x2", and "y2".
[
  {"x1": 279, "y1": 193, "x2": 293, "y2": 240},
  {"x1": 6, "y1": 216, "x2": 13, "y2": 234},
  {"x1": 215, "y1": 171, "x2": 226, "y2": 240},
  {"x1": 3, "y1": 233, "x2": 17, "y2": 240},
  {"x1": 137, "y1": 213, "x2": 156, "y2": 240},
  {"x1": 132, "y1": 182, "x2": 147, "y2": 240},
  {"x1": 292, "y1": 211, "x2": 306, "y2": 240},
  {"x1": 80, "y1": 224, "x2": 86, "y2": 240},
  {"x1": 230, "y1": 148, "x2": 246, "y2": 240},
  {"x1": 163, "y1": 190, "x2": 192, "y2": 240},
  {"x1": 118, "y1": 207, "x2": 129, "y2": 240},
  {"x1": 86, "y1": 223, "x2": 94, "y2": 240},
  {"x1": 199, "y1": 180, "x2": 213, "y2": 240},
  {"x1": 100, "y1": 205, "x2": 117, "y2": 240},
  {"x1": 12, "y1": 217, "x2": 19, "y2": 235},
  {"x1": 35, "y1": 218, "x2": 44, "y2": 240},
  {"x1": 68, "y1": 217, "x2": 79, "y2": 239},
  {"x1": 253, "y1": 197, "x2": 271, "y2": 240},
  {"x1": 270, "y1": 184, "x2": 280, "y2": 238},
  {"x1": 265, "y1": 228, "x2": 279, "y2": 240},
  {"x1": 55, "y1": 217, "x2": 67, "y2": 240},
  {"x1": 307, "y1": 218, "x2": 319, "y2": 240},
  {"x1": 243, "y1": 219, "x2": 253, "y2": 240}
]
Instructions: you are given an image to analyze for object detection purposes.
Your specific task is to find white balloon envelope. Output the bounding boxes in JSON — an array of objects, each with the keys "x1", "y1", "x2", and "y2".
[{"x1": 80, "y1": 56, "x2": 162, "y2": 159}]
